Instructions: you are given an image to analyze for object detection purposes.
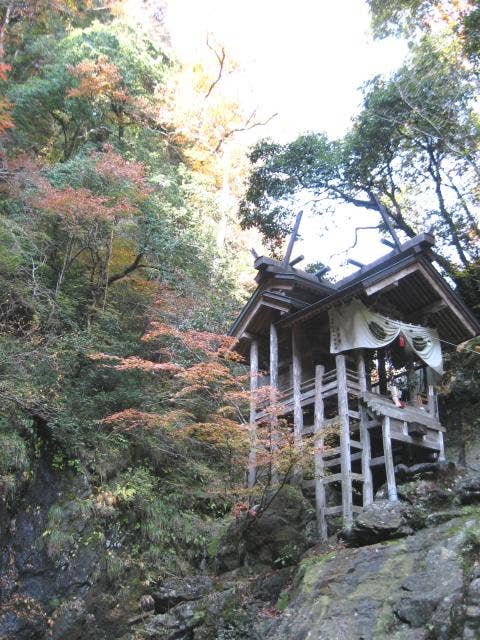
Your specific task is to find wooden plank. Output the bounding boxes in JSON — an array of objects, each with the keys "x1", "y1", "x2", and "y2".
[
  {"x1": 292, "y1": 325, "x2": 303, "y2": 483},
  {"x1": 363, "y1": 392, "x2": 442, "y2": 428},
  {"x1": 386, "y1": 430, "x2": 441, "y2": 450},
  {"x1": 324, "y1": 451, "x2": 363, "y2": 468},
  {"x1": 365, "y1": 263, "x2": 419, "y2": 296},
  {"x1": 351, "y1": 472, "x2": 364, "y2": 482},
  {"x1": 350, "y1": 440, "x2": 363, "y2": 450},
  {"x1": 324, "y1": 505, "x2": 343, "y2": 516},
  {"x1": 322, "y1": 473, "x2": 342, "y2": 484},
  {"x1": 313, "y1": 364, "x2": 327, "y2": 541},
  {"x1": 336, "y1": 354, "x2": 353, "y2": 529},
  {"x1": 382, "y1": 416, "x2": 398, "y2": 501},
  {"x1": 322, "y1": 446, "x2": 341, "y2": 457},
  {"x1": 370, "y1": 455, "x2": 385, "y2": 467},
  {"x1": 348, "y1": 409, "x2": 360, "y2": 420},
  {"x1": 247, "y1": 339, "x2": 259, "y2": 488}
]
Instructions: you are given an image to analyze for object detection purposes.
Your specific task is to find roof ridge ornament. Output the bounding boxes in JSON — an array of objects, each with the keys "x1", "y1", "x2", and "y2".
[
  {"x1": 370, "y1": 193, "x2": 402, "y2": 252},
  {"x1": 282, "y1": 210, "x2": 303, "y2": 267}
]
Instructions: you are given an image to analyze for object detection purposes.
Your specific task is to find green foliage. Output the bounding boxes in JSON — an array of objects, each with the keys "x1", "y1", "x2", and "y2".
[
  {"x1": 0, "y1": 0, "x2": 249, "y2": 600},
  {"x1": 367, "y1": 0, "x2": 431, "y2": 38},
  {"x1": 9, "y1": 20, "x2": 165, "y2": 158}
]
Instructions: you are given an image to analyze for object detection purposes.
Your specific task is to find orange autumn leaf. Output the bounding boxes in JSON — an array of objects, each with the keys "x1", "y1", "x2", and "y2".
[{"x1": 67, "y1": 56, "x2": 124, "y2": 101}]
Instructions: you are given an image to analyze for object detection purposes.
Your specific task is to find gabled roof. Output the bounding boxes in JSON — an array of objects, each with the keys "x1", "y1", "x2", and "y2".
[
  {"x1": 229, "y1": 233, "x2": 480, "y2": 347},
  {"x1": 228, "y1": 258, "x2": 335, "y2": 339}
]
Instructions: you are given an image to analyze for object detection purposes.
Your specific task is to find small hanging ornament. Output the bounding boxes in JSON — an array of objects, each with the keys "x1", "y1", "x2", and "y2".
[{"x1": 399, "y1": 334, "x2": 405, "y2": 348}]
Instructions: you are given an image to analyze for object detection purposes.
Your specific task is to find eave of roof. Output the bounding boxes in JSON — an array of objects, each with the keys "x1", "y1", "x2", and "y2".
[
  {"x1": 229, "y1": 232, "x2": 480, "y2": 343},
  {"x1": 228, "y1": 285, "x2": 311, "y2": 337}
]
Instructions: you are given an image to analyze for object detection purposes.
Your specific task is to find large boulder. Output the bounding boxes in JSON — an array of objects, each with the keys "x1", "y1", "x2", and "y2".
[
  {"x1": 214, "y1": 488, "x2": 313, "y2": 573},
  {"x1": 348, "y1": 499, "x2": 424, "y2": 545}
]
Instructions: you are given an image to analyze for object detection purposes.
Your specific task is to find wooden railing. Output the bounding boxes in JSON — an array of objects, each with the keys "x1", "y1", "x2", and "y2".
[{"x1": 254, "y1": 366, "x2": 361, "y2": 420}]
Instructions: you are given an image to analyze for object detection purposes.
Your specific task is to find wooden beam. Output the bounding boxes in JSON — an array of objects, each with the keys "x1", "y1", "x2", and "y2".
[
  {"x1": 348, "y1": 258, "x2": 365, "y2": 269},
  {"x1": 282, "y1": 210, "x2": 303, "y2": 267},
  {"x1": 382, "y1": 416, "x2": 398, "y2": 501},
  {"x1": 358, "y1": 350, "x2": 373, "y2": 506},
  {"x1": 289, "y1": 254, "x2": 304, "y2": 267},
  {"x1": 336, "y1": 354, "x2": 353, "y2": 530},
  {"x1": 371, "y1": 193, "x2": 402, "y2": 251},
  {"x1": 324, "y1": 505, "x2": 343, "y2": 516},
  {"x1": 313, "y1": 364, "x2": 327, "y2": 541},
  {"x1": 364, "y1": 263, "x2": 419, "y2": 296},
  {"x1": 247, "y1": 339, "x2": 259, "y2": 489}
]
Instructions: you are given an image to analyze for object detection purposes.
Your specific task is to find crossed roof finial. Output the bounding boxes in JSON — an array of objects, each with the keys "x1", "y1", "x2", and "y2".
[{"x1": 282, "y1": 210, "x2": 303, "y2": 268}]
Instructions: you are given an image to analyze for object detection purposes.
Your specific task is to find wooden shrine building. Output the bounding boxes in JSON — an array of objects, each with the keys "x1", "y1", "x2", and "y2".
[{"x1": 229, "y1": 231, "x2": 480, "y2": 539}]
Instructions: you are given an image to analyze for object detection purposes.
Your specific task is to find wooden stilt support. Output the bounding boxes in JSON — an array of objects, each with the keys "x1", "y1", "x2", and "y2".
[
  {"x1": 270, "y1": 322, "x2": 279, "y2": 484},
  {"x1": 378, "y1": 349, "x2": 387, "y2": 396},
  {"x1": 292, "y1": 324, "x2": 303, "y2": 483},
  {"x1": 357, "y1": 351, "x2": 373, "y2": 506},
  {"x1": 247, "y1": 339, "x2": 259, "y2": 488},
  {"x1": 427, "y1": 384, "x2": 437, "y2": 418},
  {"x1": 382, "y1": 415, "x2": 398, "y2": 501},
  {"x1": 438, "y1": 431, "x2": 446, "y2": 462},
  {"x1": 313, "y1": 365, "x2": 327, "y2": 541},
  {"x1": 336, "y1": 354, "x2": 353, "y2": 530}
]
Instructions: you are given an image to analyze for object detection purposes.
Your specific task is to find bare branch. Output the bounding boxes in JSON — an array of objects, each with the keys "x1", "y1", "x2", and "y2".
[
  {"x1": 205, "y1": 35, "x2": 226, "y2": 100},
  {"x1": 328, "y1": 225, "x2": 380, "y2": 262},
  {"x1": 107, "y1": 253, "x2": 146, "y2": 286},
  {"x1": 214, "y1": 112, "x2": 278, "y2": 153}
]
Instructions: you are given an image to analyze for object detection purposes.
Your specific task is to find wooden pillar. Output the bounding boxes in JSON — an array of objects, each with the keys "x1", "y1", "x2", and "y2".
[
  {"x1": 336, "y1": 354, "x2": 353, "y2": 529},
  {"x1": 270, "y1": 323, "x2": 278, "y2": 391},
  {"x1": 313, "y1": 365, "x2": 327, "y2": 541},
  {"x1": 382, "y1": 415, "x2": 398, "y2": 501},
  {"x1": 438, "y1": 431, "x2": 446, "y2": 462},
  {"x1": 292, "y1": 324, "x2": 303, "y2": 482},
  {"x1": 270, "y1": 322, "x2": 279, "y2": 484},
  {"x1": 357, "y1": 349, "x2": 367, "y2": 391},
  {"x1": 247, "y1": 339, "x2": 259, "y2": 489},
  {"x1": 427, "y1": 384, "x2": 437, "y2": 418},
  {"x1": 357, "y1": 351, "x2": 373, "y2": 506},
  {"x1": 378, "y1": 349, "x2": 387, "y2": 396}
]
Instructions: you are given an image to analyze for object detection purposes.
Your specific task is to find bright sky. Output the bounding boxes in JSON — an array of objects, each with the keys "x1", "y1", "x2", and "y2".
[{"x1": 164, "y1": 0, "x2": 409, "y2": 277}]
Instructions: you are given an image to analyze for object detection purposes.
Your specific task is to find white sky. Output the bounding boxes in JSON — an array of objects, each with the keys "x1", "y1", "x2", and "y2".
[{"x1": 164, "y1": 0, "x2": 409, "y2": 277}]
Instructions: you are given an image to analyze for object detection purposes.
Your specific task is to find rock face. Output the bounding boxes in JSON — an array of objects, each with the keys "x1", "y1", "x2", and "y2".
[
  {"x1": 0, "y1": 461, "x2": 101, "y2": 640},
  {"x1": 152, "y1": 575, "x2": 213, "y2": 613},
  {"x1": 260, "y1": 514, "x2": 480, "y2": 640}
]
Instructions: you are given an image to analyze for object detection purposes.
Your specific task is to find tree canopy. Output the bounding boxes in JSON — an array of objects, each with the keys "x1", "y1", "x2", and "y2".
[{"x1": 240, "y1": 19, "x2": 480, "y2": 285}]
